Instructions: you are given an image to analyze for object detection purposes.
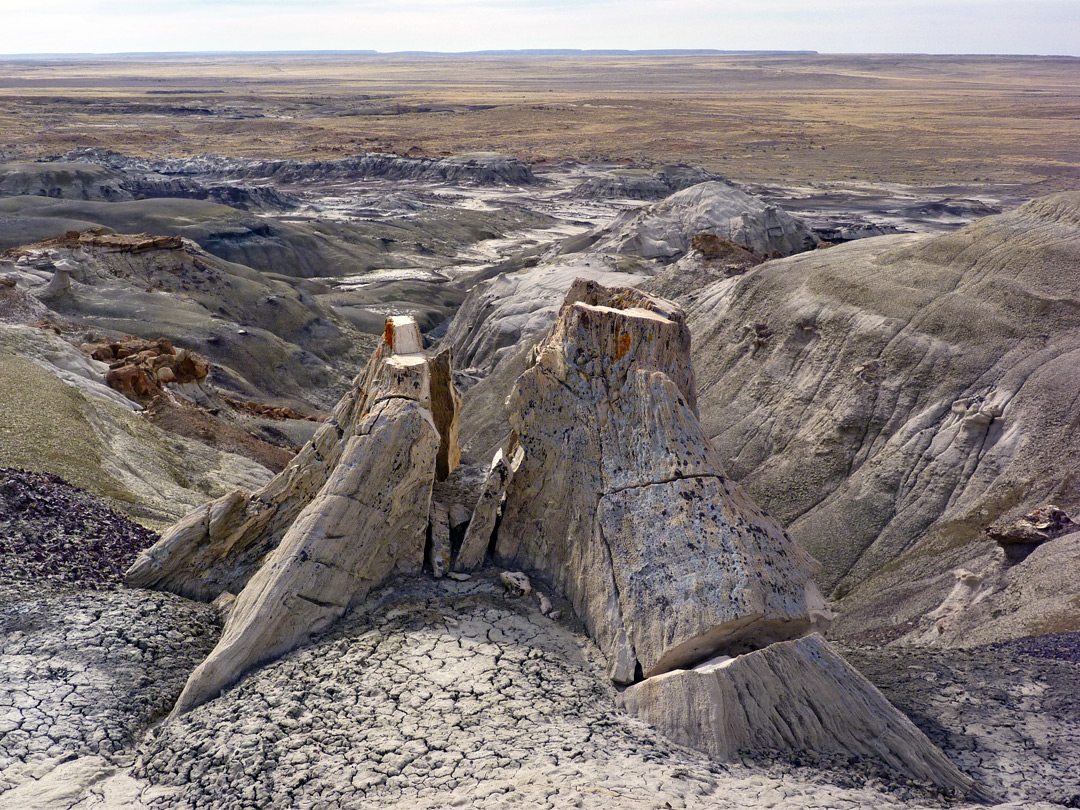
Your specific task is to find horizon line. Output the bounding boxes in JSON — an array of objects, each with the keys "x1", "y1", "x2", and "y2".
[{"x1": 0, "y1": 48, "x2": 1077, "y2": 59}]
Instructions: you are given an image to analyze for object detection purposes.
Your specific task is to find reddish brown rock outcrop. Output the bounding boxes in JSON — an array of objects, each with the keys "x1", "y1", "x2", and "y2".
[
  {"x1": 987, "y1": 505, "x2": 1077, "y2": 548},
  {"x1": 83, "y1": 335, "x2": 209, "y2": 400}
]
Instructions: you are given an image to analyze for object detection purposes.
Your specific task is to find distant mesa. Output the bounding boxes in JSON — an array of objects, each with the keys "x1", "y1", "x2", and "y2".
[
  {"x1": 568, "y1": 165, "x2": 721, "y2": 201},
  {"x1": 0, "y1": 160, "x2": 300, "y2": 211},
  {"x1": 56, "y1": 147, "x2": 540, "y2": 187}
]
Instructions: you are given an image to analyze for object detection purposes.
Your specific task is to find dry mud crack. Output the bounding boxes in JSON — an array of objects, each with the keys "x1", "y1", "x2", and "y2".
[{"x1": 0, "y1": 573, "x2": 1072, "y2": 810}]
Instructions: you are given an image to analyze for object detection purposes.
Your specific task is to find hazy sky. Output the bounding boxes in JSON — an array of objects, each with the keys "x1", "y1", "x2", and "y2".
[{"x1": 1, "y1": 0, "x2": 1077, "y2": 56}]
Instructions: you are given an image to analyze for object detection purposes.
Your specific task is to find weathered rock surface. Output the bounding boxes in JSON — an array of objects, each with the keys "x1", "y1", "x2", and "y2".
[
  {"x1": 617, "y1": 634, "x2": 973, "y2": 794},
  {"x1": 446, "y1": 182, "x2": 818, "y2": 462},
  {"x1": 168, "y1": 388, "x2": 439, "y2": 715},
  {"x1": 127, "y1": 316, "x2": 462, "y2": 713},
  {"x1": 587, "y1": 181, "x2": 817, "y2": 260},
  {"x1": 426, "y1": 501, "x2": 451, "y2": 578},
  {"x1": 85, "y1": 336, "x2": 210, "y2": 401},
  {"x1": 444, "y1": 256, "x2": 650, "y2": 466},
  {"x1": 494, "y1": 280, "x2": 819, "y2": 681},
  {"x1": 677, "y1": 192, "x2": 1080, "y2": 645},
  {"x1": 429, "y1": 347, "x2": 462, "y2": 481},
  {"x1": 4, "y1": 574, "x2": 1077, "y2": 810}
]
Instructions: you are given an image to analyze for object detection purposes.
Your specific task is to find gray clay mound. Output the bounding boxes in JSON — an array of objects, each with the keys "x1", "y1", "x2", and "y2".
[
  {"x1": 587, "y1": 181, "x2": 818, "y2": 259},
  {"x1": 682, "y1": 191, "x2": 1080, "y2": 646}
]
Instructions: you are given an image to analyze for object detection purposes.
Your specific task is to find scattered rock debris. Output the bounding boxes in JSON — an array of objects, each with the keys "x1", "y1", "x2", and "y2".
[{"x1": 0, "y1": 468, "x2": 158, "y2": 589}]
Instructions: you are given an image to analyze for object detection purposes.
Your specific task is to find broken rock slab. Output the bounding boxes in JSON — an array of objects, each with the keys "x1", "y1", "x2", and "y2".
[
  {"x1": 616, "y1": 634, "x2": 976, "y2": 796},
  {"x1": 427, "y1": 501, "x2": 452, "y2": 578},
  {"x1": 125, "y1": 316, "x2": 460, "y2": 601},
  {"x1": 453, "y1": 444, "x2": 516, "y2": 573},
  {"x1": 495, "y1": 279, "x2": 820, "y2": 682}
]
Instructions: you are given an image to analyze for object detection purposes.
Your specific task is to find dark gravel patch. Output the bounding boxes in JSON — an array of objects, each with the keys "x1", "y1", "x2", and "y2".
[
  {"x1": 0, "y1": 467, "x2": 158, "y2": 588},
  {"x1": 990, "y1": 631, "x2": 1080, "y2": 664}
]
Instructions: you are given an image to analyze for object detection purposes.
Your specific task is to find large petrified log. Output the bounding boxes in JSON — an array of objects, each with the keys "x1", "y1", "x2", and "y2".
[
  {"x1": 127, "y1": 316, "x2": 460, "y2": 714},
  {"x1": 126, "y1": 316, "x2": 459, "y2": 601},
  {"x1": 170, "y1": 386, "x2": 439, "y2": 715},
  {"x1": 493, "y1": 280, "x2": 974, "y2": 793},
  {"x1": 495, "y1": 279, "x2": 820, "y2": 682}
]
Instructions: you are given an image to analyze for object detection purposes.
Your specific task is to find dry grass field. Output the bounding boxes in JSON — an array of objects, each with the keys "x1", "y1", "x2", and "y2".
[{"x1": 0, "y1": 52, "x2": 1078, "y2": 190}]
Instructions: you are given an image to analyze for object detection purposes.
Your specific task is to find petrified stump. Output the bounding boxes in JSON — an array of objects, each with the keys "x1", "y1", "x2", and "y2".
[
  {"x1": 493, "y1": 280, "x2": 975, "y2": 794},
  {"x1": 171, "y1": 388, "x2": 439, "y2": 715},
  {"x1": 616, "y1": 634, "x2": 974, "y2": 794},
  {"x1": 127, "y1": 316, "x2": 460, "y2": 714},
  {"x1": 126, "y1": 316, "x2": 459, "y2": 601},
  {"x1": 495, "y1": 279, "x2": 820, "y2": 682}
]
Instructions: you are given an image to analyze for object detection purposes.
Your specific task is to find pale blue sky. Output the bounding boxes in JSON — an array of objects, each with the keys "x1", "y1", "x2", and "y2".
[{"x1": 1, "y1": 0, "x2": 1077, "y2": 56}]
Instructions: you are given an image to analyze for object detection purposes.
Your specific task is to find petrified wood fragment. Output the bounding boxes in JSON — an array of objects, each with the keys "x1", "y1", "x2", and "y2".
[{"x1": 616, "y1": 634, "x2": 974, "y2": 794}]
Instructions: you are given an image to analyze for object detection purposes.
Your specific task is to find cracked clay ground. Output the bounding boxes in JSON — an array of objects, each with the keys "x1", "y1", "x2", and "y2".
[{"x1": 0, "y1": 572, "x2": 1076, "y2": 810}]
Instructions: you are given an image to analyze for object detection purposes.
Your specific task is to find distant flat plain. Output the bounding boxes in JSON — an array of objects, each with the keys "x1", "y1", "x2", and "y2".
[{"x1": 0, "y1": 52, "x2": 1077, "y2": 191}]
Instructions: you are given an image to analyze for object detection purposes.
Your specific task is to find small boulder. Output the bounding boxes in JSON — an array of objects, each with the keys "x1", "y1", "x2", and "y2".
[
  {"x1": 499, "y1": 570, "x2": 532, "y2": 597},
  {"x1": 988, "y1": 505, "x2": 1076, "y2": 547}
]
